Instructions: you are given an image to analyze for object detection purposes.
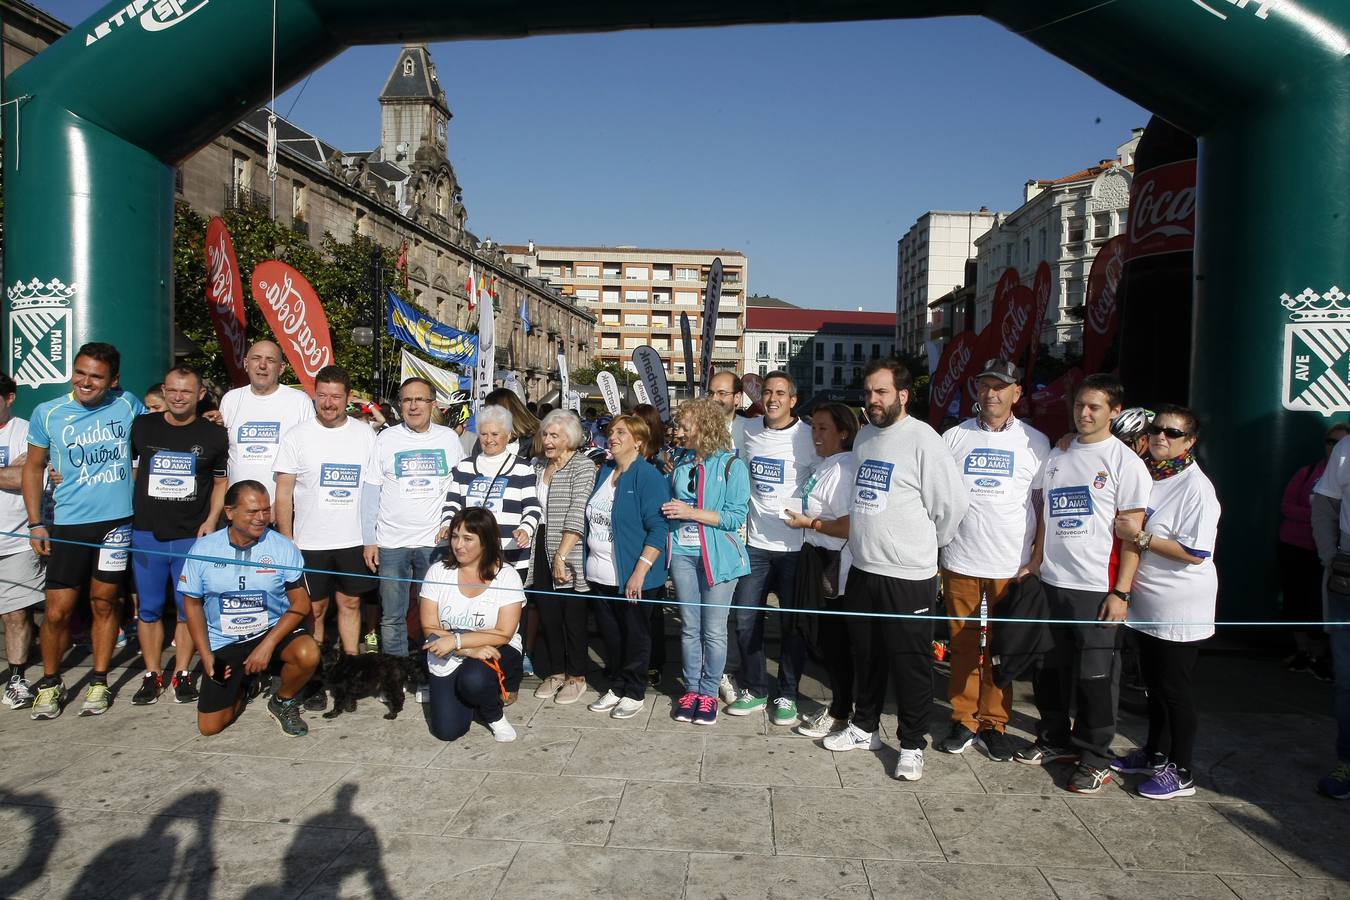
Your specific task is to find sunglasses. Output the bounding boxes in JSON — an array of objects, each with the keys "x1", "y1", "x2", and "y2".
[
  {"x1": 686, "y1": 467, "x2": 698, "y2": 495},
  {"x1": 1146, "y1": 424, "x2": 1190, "y2": 439}
]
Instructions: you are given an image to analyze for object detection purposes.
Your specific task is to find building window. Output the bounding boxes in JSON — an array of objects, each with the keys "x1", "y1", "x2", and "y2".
[
  {"x1": 759, "y1": 365, "x2": 767, "y2": 377},
  {"x1": 292, "y1": 182, "x2": 306, "y2": 221},
  {"x1": 1023, "y1": 238, "x2": 1031, "y2": 263},
  {"x1": 777, "y1": 341, "x2": 787, "y2": 358},
  {"x1": 403, "y1": 57, "x2": 415, "y2": 76},
  {"x1": 575, "y1": 264, "x2": 599, "y2": 278},
  {"x1": 815, "y1": 343, "x2": 824, "y2": 360},
  {"x1": 1068, "y1": 218, "x2": 1087, "y2": 243},
  {"x1": 853, "y1": 343, "x2": 863, "y2": 361},
  {"x1": 833, "y1": 366, "x2": 842, "y2": 385},
  {"x1": 1094, "y1": 213, "x2": 1112, "y2": 239},
  {"x1": 815, "y1": 366, "x2": 824, "y2": 385},
  {"x1": 675, "y1": 267, "x2": 699, "y2": 281},
  {"x1": 174, "y1": 167, "x2": 184, "y2": 194},
  {"x1": 872, "y1": 343, "x2": 880, "y2": 358},
  {"x1": 540, "y1": 264, "x2": 561, "y2": 277},
  {"x1": 758, "y1": 340, "x2": 768, "y2": 359},
  {"x1": 1004, "y1": 244, "x2": 1012, "y2": 267},
  {"x1": 1039, "y1": 228, "x2": 1047, "y2": 260}
]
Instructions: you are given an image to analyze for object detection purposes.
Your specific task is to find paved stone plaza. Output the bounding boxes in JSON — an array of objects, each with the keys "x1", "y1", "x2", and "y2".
[{"x1": 0, "y1": 641, "x2": 1345, "y2": 899}]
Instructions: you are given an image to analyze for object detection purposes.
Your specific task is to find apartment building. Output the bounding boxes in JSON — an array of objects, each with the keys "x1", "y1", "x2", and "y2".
[
  {"x1": 744, "y1": 305, "x2": 896, "y2": 396},
  {"x1": 896, "y1": 209, "x2": 1000, "y2": 356}
]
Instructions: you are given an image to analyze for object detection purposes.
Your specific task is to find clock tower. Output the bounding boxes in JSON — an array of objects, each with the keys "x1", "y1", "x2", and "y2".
[{"x1": 378, "y1": 44, "x2": 451, "y2": 165}]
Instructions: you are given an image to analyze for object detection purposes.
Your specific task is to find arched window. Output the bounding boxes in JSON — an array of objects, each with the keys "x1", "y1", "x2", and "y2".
[{"x1": 403, "y1": 57, "x2": 414, "y2": 77}]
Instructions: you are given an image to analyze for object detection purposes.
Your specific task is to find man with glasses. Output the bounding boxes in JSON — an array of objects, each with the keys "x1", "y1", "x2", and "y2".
[
  {"x1": 937, "y1": 359, "x2": 1049, "y2": 762},
  {"x1": 219, "y1": 340, "x2": 314, "y2": 502},
  {"x1": 708, "y1": 370, "x2": 748, "y2": 450},
  {"x1": 364, "y1": 377, "x2": 463, "y2": 664}
]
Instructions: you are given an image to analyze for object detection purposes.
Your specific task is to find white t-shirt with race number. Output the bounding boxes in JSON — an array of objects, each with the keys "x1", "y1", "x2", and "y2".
[
  {"x1": 741, "y1": 418, "x2": 818, "y2": 552},
  {"x1": 421, "y1": 563, "x2": 524, "y2": 678},
  {"x1": 220, "y1": 385, "x2": 314, "y2": 498},
  {"x1": 273, "y1": 417, "x2": 379, "y2": 551},
  {"x1": 1035, "y1": 436, "x2": 1151, "y2": 592},
  {"x1": 1128, "y1": 464, "x2": 1220, "y2": 642},
  {"x1": 941, "y1": 418, "x2": 1051, "y2": 579},
  {"x1": 375, "y1": 423, "x2": 464, "y2": 548}
]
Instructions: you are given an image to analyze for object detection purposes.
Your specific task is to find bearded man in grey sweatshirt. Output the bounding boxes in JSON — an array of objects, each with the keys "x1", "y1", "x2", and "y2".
[{"x1": 821, "y1": 357, "x2": 967, "y2": 782}]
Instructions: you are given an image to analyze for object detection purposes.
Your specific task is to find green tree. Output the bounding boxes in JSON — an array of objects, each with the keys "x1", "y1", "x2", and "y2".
[
  {"x1": 174, "y1": 201, "x2": 403, "y2": 400},
  {"x1": 570, "y1": 357, "x2": 637, "y2": 387}
]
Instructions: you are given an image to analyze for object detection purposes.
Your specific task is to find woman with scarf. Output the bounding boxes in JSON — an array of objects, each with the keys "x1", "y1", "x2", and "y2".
[{"x1": 1110, "y1": 404, "x2": 1221, "y2": 800}]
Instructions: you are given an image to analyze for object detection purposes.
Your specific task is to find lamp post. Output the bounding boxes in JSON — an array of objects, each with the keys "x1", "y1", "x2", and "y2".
[{"x1": 350, "y1": 247, "x2": 385, "y2": 402}]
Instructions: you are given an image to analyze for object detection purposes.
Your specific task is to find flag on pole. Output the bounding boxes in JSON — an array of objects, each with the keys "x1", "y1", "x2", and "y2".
[
  {"x1": 520, "y1": 295, "x2": 533, "y2": 335},
  {"x1": 465, "y1": 263, "x2": 476, "y2": 313},
  {"x1": 474, "y1": 269, "x2": 496, "y2": 413},
  {"x1": 396, "y1": 240, "x2": 410, "y2": 291}
]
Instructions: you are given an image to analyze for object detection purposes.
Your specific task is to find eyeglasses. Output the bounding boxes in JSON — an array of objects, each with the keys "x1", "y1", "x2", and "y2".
[
  {"x1": 400, "y1": 396, "x2": 434, "y2": 405},
  {"x1": 709, "y1": 390, "x2": 736, "y2": 399},
  {"x1": 1146, "y1": 424, "x2": 1190, "y2": 439},
  {"x1": 686, "y1": 467, "x2": 698, "y2": 495}
]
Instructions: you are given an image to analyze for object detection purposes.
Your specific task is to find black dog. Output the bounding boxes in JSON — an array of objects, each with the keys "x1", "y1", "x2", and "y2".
[{"x1": 317, "y1": 649, "x2": 424, "y2": 720}]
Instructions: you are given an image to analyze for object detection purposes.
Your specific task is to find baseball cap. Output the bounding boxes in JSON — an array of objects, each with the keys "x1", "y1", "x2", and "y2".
[{"x1": 976, "y1": 358, "x2": 1023, "y2": 385}]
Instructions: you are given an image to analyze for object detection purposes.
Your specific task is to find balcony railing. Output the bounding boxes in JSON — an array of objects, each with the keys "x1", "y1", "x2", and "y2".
[
  {"x1": 224, "y1": 183, "x2": 269, "y2": 212},
  {"x1": 291, "y1": 218, "x2": 310, "y2": 237}
]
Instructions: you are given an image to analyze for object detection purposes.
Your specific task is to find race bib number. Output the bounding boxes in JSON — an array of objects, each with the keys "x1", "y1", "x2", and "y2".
[
  {"x1": 320, "y1": 463, "x2": 361, "y2": 507},
  {"x1": 466, "y1": 476, "x2": 506, "y2": 512},
  {"x1": 148, "y1": 450, "x2": 197, "y2": 499},
  {"x1": 395, "y1": 449, "x2": 447, "y2": 500},
  {"x1": 963, "y1": 449, "x2": 1014, "y2": 478},
  {"x1": 676, "y1": 522, "x2": 701, "y2": 548},
  {"x1": 1048, "y1": 486, "x2": 1094, "y2": 542},
  {"x1": 220, "y1": 590, "x2": 269, "y2": 637},
  {"x1": 749, "y1": 456, "x2": 786, "y2": 496},
  {"x1": 97, "y1": 523, "x2": 132, "y2": 572},
  {"x1": 854, "y1": 459, "x2": 893, "y2": 516},
  {"x1": 237, "y1": 422, "x2": 281, "y2": 464},
  {"x1": 0, "y1": 447, "x2": 8, "y2": 467}
]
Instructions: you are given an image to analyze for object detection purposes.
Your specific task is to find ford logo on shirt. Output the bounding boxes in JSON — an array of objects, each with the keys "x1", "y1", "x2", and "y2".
[
  {"x1": 408, "y1": 478, "x2": 430, "y2": 487},
  {"x1": 858, "y1": 489, "x2": 877, "y2": 501},
  {"x1": 245, "y1": 445, "x2": 268, "y2": 454},
  {"x1": 233, "y1": 615, "x2": 260, "y2": 627},
  {"x1": 974, "y1": 478, "x2": 999, "y2": 488},
  {"x1": 329, "y1": 489, "x2": 352, "y2": 498},
  {"x1": 1060, "y1": 518, "x2": 1083, "y2": 528},
  {"x1": 754, "y1": 483, "x2": 774, "y2": 494},
  {"x1": 159, "y1": 477, "x2": 185, "y2": 487}
]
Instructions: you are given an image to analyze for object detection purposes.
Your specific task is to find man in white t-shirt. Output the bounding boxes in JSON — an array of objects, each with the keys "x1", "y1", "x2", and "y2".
[
  {"x1": 274, "y1": 366, "x2": 380, "y2": 681},
  {"x1": 938, "y1": 359, "x2": 1050, "y2": 763},
  {"x1": 1017, "y1": 373, "x2": 1150, "y2": 794},
  {"x1": 219, "y1": 340, "x2": 314, "y2": 501},
  {"x1": 0, "y1": 375, "x2": 43, "y2": 710},
  {"x1": 363, "y1": 377, "x2": 464, "y2": 660},
  {"x1": 725, "y1": 371, "x2": 819, "y2": 725}
]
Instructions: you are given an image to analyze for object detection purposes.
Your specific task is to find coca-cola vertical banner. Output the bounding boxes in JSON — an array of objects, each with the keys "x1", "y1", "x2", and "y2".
[
  {"x1": 1081, "y1": 235, "x2": 1128, "y2": 374},
  {"x1": 740, "y1": 372, "x2": 764, "y2": 417},
  {"x1": 204, "y1": 218, "x2": 248, "y2": 386},
  {"x1": 928, "y1": 331, "x2": 979, "y2": 427},
  {"x1": 962, "y1": 269, "x2": 1024, "y2": 416},
  {"x1": 1127, "y1": 158, "x2": 1196, "y2": 262},
  {"x1": 249, "y1": 261, "x2": 336, "y2": 394},
  {"x1": 1023, "y1": 261, "x2": 1055, "y2": 385}
]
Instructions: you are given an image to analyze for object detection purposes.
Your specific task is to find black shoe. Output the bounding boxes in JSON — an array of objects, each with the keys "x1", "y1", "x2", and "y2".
[
  {"x1": 647, "y1": 668, "x2": 661, "y2": 688},
  {"x1": 976, "y1": 729, "x2": 1014, "y2": 762},
  {"x1": 1311, "y1": 656, "x2": 1334, "y2": 683},
  {"x1": 131, "y1": 672, "x2": 162, "y2": 706},
  {"x1": 1283, "y1": 650, "x2": 1313, "y2": 673},
  {"x1": 303, "y1": 684, "x2": 327, "y2": 712},
  {"x1": 268, "y1": 695, "x2": 309, "y2": 737},
  {"x1": 1015, "y1": 740, "x2": 1078, "y2": 766},
  {"x1": 937, "y1": 723, "x2": 977, "y2": 754},
  {"x1": 171, "y1": 671, "x2": 198, "y2": 704},
  {"x1": 1068, "y1": 763, "x2": 1114, "y2": 794}
]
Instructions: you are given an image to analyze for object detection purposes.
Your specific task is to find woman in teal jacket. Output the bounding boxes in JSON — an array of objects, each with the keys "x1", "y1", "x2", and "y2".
[
  {"x1": 661, "y1": 398, "x2": 751, "y2": 726},
  {"x1": 583, "y1": 414, "x2": 672, "y2": 719}
]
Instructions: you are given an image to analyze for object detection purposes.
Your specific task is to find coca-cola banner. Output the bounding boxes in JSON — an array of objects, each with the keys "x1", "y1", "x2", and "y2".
[
  {"x1": 1126, "y1": 158, "x2": 1196, "y2": 261},
  {"x1": 928, "y1": 330, "x2": 979, "y2": 426},
  {"x1": 204, "y1": 218, "x2": 248, "y2": 386},
  {"x1": 1023, "y1": 261, "x2": 1055, "y2": 384},
  {"x1": 249, "y1": 260, "x2": 335, "y2": 394},
  {"x1": 1081, "y1": 235, "x2": 1128, "y2": 374},
  {"x1": 741, "y1": 372, "x2": 764, "y2": 416}
]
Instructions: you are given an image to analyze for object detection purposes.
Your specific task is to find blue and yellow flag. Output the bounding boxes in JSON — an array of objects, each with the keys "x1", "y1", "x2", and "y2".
[{"x1": 386, "y1": 290, "x2": 477, "y2": 366}]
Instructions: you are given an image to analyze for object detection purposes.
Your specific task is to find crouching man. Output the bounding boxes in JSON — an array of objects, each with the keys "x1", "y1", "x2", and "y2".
[{"x1": 181, "y1": 480, "x2": 319, "y2": 737}]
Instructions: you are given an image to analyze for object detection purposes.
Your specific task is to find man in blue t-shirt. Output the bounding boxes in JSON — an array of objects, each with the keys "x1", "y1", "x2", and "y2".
[
  {"x1": 21, "y1": 342, "x2": 145, "y2": 720},
  {"x1": 180, "y1": 479, "x2": 319, "y2": 737}
]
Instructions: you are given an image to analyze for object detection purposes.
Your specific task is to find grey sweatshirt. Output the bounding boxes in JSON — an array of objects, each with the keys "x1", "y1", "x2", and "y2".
[{"x1": 850, "y1": 415, "x2": 969, "y2": 580}]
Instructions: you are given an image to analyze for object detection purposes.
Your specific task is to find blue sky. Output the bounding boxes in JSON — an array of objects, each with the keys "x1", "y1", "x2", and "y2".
[{"x1": 34, "y1": 2, "x2": 1146, "y2": 312}]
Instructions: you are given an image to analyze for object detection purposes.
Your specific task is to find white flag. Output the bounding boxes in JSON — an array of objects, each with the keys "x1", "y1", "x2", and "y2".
[{"x1": 473, "y1": 263, "x2": 495, "y2": 412}]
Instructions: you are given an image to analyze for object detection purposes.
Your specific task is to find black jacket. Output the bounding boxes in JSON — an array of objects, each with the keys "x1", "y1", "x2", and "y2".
[{"x1": 990, "y1": 575, "x2": 1055, "y2": 687}]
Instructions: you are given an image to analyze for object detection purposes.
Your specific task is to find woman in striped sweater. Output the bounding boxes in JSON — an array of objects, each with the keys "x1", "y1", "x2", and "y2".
[
  {"x1": 439, "y1": 405, "x2": 542, "y2": 585},
  {"x1": 530, "y1": 410, "x2": 599, "y2": 705}
]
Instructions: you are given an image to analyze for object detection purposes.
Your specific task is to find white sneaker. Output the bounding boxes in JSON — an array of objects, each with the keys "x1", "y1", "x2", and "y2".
[
  {"x1": 610, "y1": 697, "x2": 645, "y2": 719},
  {"x1": 588, "y1": 690, "x2": 621, "y2": 712},
  {"x1": 718, "y1": 674, "x2": 737, "y2": 704},
  {"x1": 894, "y1": 748, "x2": 924, "y2": 781},
  {"x1": 796, "y1": 708, "x2": 847, "y2": 739},
  {"x1": 486, "y1": 716, "x2": 517, "y2": 742},
  {"x1": 823, "y1": 723, "x2": 882, "y2": 752},
  {"x1": 3, "y1": 675, "x2": 33, "y2": 710}
]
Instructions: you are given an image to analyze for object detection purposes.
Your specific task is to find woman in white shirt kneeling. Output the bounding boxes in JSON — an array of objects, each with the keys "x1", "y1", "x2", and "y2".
[{"x1": 421, "y1": 506, "x2": 525, "y2": 743}]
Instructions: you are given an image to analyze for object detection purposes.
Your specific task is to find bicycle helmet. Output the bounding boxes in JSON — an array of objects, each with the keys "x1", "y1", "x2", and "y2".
[
  {"x1": 443, "y1": 389, "x2": 471, "y2": 427},
  {"x1": 1110, "y1": 407, "x2": 1154, "y2": 444}
]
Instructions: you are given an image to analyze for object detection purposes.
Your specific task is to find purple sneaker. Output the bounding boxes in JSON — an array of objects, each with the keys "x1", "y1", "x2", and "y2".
[
  {"x1": 693, "y1": 694, "x2": 718, "y2": 726},
  {"x1": 673, "y1": 691, "x2": 698, "y2": 723},
  {"x1": 1110, "y1": 748, "x2": 1166, "y2": 775},
  {"x1": 1137, "y1": 764, "x2": 1196, "y2": 800}
]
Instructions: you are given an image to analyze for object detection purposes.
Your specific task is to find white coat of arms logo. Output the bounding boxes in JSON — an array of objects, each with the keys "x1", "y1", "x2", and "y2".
[{"x1": 8, "y1": 277, "x2": 75, "y2": 387}]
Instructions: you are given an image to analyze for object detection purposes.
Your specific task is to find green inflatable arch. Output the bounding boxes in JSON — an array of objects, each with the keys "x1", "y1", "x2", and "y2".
[{"x1": 5, "y1": 0, "x2": 1348, "y2": 619}]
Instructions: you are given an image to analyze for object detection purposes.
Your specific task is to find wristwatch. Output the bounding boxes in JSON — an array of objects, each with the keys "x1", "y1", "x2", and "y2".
[
  {"x1": 1108, "y1": 588, "x2": 1132, "y2": 605},
  {"x1": 1134, "y1": 530, "x2": 1153, "y2": 552}
]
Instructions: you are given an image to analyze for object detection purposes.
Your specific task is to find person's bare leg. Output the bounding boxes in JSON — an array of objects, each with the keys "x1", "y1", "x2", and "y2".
[
  {"x1": 198, "y1": 694, "x2": 247, "y2": 735},
  {"x1": 310, "y1": 597, "x2": 329, "y2": 646},
  {"x1": 172, "y1": 621, "x2": 194, "y2": 675},
  {"x1": 88, "y1": 582, "x2": 124, "y2": 673},
  {"x1": 277, "y1": 636, "x2": 320, "y2": 699},
  {"x1": 138, "y1": 619, "x2": 164, "y2": 674},
  {"x1": 39, "y1": 588, "x2": 79, "y2": 678},
  {"x1": 3, "y1": 610, "x2": 32, "y2": 669},
  {"x1": 335, "y1": 592, "x2": 361, "y2": 655}
]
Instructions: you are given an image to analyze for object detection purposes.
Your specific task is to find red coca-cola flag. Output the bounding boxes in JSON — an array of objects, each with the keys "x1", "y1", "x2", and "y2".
[
  {"x1": 1081, "y1": 235, "x2": 1128, "y2": 374},
  {"x1": 1023, "y1": 261, "x2": 1055, "y2": 384},
  {"x1": 961, "y1": 269, "x2": 1026, "y2": 416},
  {"x1": 740, "y1": 372, "x2": 765, "y2": 417},
  {"x1": 249, "y1": 260, "x2": 335, "y2": 394},
  {"x1": 928, "y1": 330, "x2": 979, "y2": 426},
  {"x1": 1126, "y1": 158, "x2": 1196, "y2": 261},
  {"x1": 204, "y1": 218, "x2": 248, "y2": 386},
  {"x1": 1030, "y1": 367, "x2": 1084, "y2": 438}
]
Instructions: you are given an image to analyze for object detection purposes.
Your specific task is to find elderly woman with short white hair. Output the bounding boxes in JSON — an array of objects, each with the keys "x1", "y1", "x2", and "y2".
[
  {"x1": 439, "y1": 404, "x2": 542, "y2": 585},
  {"x1": 529, "y1": 410, "x2": 599, "y2": 704}
]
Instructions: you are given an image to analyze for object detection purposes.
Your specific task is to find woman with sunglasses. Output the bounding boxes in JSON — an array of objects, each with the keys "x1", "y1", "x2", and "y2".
[
  {"x1": 661, "y1": 398, "x2": 751, "y2": 725},
  {"x1": 1110, "y1": 405, "x2": 1221, "y2": 800}
]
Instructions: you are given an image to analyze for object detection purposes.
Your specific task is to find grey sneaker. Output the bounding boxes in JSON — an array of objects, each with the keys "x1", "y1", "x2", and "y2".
[
  {"x1": 718, "y1": 674, "x2": 737, "y2": 704},
  {"x1": 588, "y1": 690, "x2": 621, "y2": 712},
  {"x1": 796, "y1": 708, "x2": 847, "y2": 739},
  {"x1": 29, "y1": 682, "x2": 65, "y2": 720},
  {"x1": 533, "y1": 674, "x2": 564, "y2": 700},
  {"x1": 3, "y1": 674, "x2": 34, "y2": 710},
  {"x1": 823, "y1": 723, "x2": 882, "y2": 752},
  {"x1": 267, "y1": 694, "x2": 309, "y2": 737},
  {"x1": 79, "y1": 682, "x2": 112, "y2": 717},
  {"x1": 610, "y1": 697, "x2": 645, "y2": 719}
]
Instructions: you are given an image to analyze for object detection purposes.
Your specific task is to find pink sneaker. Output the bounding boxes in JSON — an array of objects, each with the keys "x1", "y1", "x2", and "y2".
[{"x1": 673, "y1": 691, "x2": 698, "y2": 723}]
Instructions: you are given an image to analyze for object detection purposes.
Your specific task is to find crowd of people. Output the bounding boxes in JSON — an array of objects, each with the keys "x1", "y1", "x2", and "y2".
[{"x1": 0, "y1": 337, "x2": 1345, "y2": 803}]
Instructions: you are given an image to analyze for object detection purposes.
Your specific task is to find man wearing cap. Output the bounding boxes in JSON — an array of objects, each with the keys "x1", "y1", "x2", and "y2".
[{"x1": 936, "y1": 359, "x2": 1050, "y2": 762}]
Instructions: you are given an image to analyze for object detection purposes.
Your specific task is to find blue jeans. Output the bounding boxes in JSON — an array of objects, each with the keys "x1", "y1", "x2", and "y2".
[
  {"x1": 1329, "y1": 589, "x2": 1350, "y2": 763},
  {"x1": 377, "y1": 546, "x2": 438, "y2": 657},
  {"x1": 670, "y1": 553, "x2": 737, "y2": 696},
  {"x1": 731, "y1": 546, "x2": 804, "y2": 700}
]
